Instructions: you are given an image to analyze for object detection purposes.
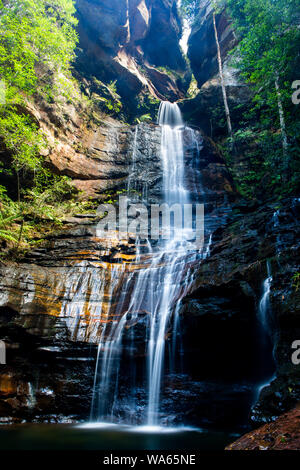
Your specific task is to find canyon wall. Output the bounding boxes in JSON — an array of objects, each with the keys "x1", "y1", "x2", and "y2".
[{"x1": 75, "y1": 0, "x2": 191, "y2": 108}]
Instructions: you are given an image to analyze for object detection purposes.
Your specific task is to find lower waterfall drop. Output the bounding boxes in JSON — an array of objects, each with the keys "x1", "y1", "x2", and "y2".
[
  {"x1": 254, "y1": 260, "x2": 276, "y2": 404},
  {"x1": 258, "y1": 260, "x2": 273, "y2": 331},
  {"x1": 90, "y1": 102, "x2": 207, "y2": 427}
]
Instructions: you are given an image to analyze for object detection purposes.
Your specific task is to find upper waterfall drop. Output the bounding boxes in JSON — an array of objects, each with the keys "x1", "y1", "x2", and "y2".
[
  {"x1": 158, "y1": 101, "x2": 184, "y2": 128},
  {"x1": 158, "y1": 101, "x2": 189, "y2": 209}
]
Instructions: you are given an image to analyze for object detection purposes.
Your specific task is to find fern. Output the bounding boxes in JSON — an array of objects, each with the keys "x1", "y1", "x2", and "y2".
[
  {"x1": 0, "y1": 230, "x2": 18, "y2": 243},
  {"x1": 0, "y1": 210, "x2": 21, "y2": 245}
]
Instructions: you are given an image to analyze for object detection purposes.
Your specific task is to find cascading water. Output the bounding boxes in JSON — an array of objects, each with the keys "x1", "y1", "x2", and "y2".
[
  {"x1": 258, "y1": 260, "x2": 272, "y2": 331},
  {"x1": 90, "y1": 102, "x2": 209, "y2": 426},
  {"x1": 146, "y1": 102, "x2": 193, "y2": 425},
  {"x1": 158, "y1": 102, "x2": 188, "y2": 206},
  {"x1": 254, "y1": 260, "x2": 276, "y2": 403}
]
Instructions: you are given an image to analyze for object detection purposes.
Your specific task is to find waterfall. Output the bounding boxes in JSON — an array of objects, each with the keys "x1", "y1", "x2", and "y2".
[
  {"x1": 258, "y1": 260, "x2": 272, "y2": 331},
  {"x1": 253, "y1": 260, "x2": 276, "y2": 403},
  {"x1": 203, "y1": 233, "x2": 212, "y2": 259},
  {"x1": 158, "y1": 101, "x2": 183, "y2": 128},
  {"x1": 90, "y1": 101, "x2": 209, "y2": 426},
  {"x1": 147, "y1": 102, "x2": 196, "y2": 425}
]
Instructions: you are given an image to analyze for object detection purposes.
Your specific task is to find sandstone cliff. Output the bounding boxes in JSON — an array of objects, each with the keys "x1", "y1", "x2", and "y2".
[{"x1": 75, "y1": 0, "x2": 191, "y2": 110}]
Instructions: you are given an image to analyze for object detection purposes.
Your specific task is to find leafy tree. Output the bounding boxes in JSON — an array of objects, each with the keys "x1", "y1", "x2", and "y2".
[
  {"x1": 225, "y1": 0, "x2": 300, "y2": 163},
  {"x1": 179, "y1": 0, "x2": 198, "y2": 23},
  {"x1": 0, "y1": 0, "x2": 79, "y2": 254},
  {"x1": 0, "y1": 0, "x2": 78, "y2": 99},
  {"x1": 0, "y1": 0, "x2": 78, "y2": 200},
  {"x1": 0, "y1": 109, "x2": 45, "y2": 199}
]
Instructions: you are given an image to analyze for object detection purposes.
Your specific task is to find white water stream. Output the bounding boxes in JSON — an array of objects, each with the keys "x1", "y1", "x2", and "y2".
[{"x1": 90, "y1": 102, "x2": 209, "y2": 425}]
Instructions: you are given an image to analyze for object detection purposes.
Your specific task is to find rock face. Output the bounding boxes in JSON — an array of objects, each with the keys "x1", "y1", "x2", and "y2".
[
  {"x1": 188, "y1": 0, "x2": 237, "y2": 88},
  {"x1": 1, "y1": 121, "x2": 299, "y2": 428},
  {"x1": 48, "y1": 121, "x2": 162, "y2": 200},
  {"x1": 75, "y1": 0, "x2": 190, "y2": 107},
  {"x1": 179, "y1": 77, "x2": 252, "y2": 138},
  {"x1": 1, "y1": 95, "x2": 299, "y2": 429},
  {"x1": 12, "y1": 97, "x2": 133, "y2": 201},
  {"x1": 182, "y1": 1, "x2": 251, "y2": 141},
  {"x1": 181, "y1": 1, "x2": 255, "y2": 205},
  {"x1": 250, "y1": 202, "x2": 300, "y2": 426},
  {"x1": 0, "y1": 122, "x2": 237, "y2": 423},
  {"x1": 42, "y1": 95, "x2": 235, "y2": 201},
  {"x1": 226, "y1": 405, "x2": 300, "y2": 450},
  {"x1": 181, "y1": 197, "x2": 300, "y2": 430},
  {"x1": 181, "y1": 0, "x2": 300, "y2": 440},
  {"x1": 0, "y1": 126, "x2": 235, "y2": 341}
]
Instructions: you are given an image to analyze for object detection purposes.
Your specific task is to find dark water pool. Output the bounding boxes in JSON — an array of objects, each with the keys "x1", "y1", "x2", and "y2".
[{"x1": 0, "y1": 423, "x2": 239, "y2": 450}]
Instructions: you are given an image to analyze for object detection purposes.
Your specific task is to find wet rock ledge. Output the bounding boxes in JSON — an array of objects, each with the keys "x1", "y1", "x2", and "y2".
[{"x1": 226, "y1": 405, "x2": 300, "y2": 450}]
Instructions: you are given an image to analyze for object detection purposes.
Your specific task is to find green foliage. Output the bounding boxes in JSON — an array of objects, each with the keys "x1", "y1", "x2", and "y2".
[
  {"x1": 226, "y1": 0, "x2": 300, "y2": 90},
  {"x1": 101, "y1": 188, "x2": 134, "y2": 205},
  {"x1": 101, "y1": 97, "x2": 122, "y2": 114},
  {"x1": 0, "y1": 0, "x2": 78, "y2": 100},
  {"x1": 90, "y1": 79, "x2": 122, "y2": 116},
  {"x1": 0, "y1": 211, "x2": 20, "y2": 244},
  {"x1": 0, "y1": 0, "x2": 87, "y2": 256},
  {"x1": 221, "y1": 123, "x2": 300, "y2": 199},
  {"x1": 157, "y1": 66, "x2": 177, "y2": 78},
  {"x1": 181, "y1": 0, "x2": 300, "y2": 199},
  {"x1": 186, "y1": 74, "x2": 199, "y2": 99},
  {"x1": 0, "y1": 108, "x2": 45, "y2": 174},
  {"x1": 179, "y1": 0, "x2": 198, "y2": 23},
  {"x1": 223, "y1": 0, "x2": 300, "y2": 198},
  {"x1": 0, "y1": 0, "x2": 79, "y2": 186},
  {"x1": 0, "y1": 185, "x2": 22, "y2": 247},
  {"x1": 0, "y1": 0, "x2": 79, "y2": 191},
  {"x1": 136, "y1": 94, "x2": 160, "y2": 122},
  {"x1": 107, "y1": 80, "x2": 118, "y2": 95},
  {"x1": 135, "y1": 113, "x2": 152, "y2": 124},
  {"x1": 180, "y1": 0, "x2": 226, "y2": 22},
  {"x1": 0, "y1": 179, "x2": 97, "y2": 257}
]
